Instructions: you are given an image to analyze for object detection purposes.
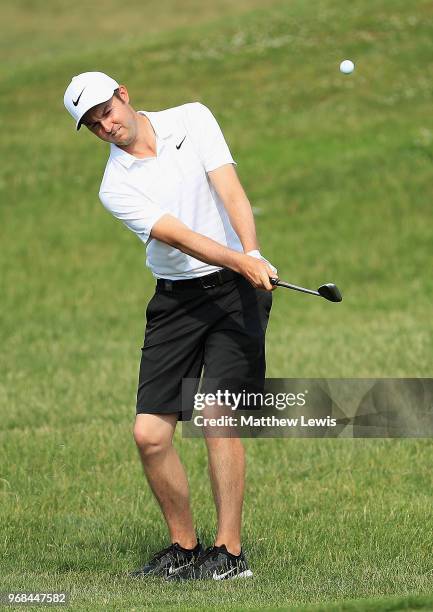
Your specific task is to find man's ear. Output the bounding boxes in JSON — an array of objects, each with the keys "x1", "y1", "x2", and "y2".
[{"x1": 118, "y1": 85, "x2": 129, "y2": 104}]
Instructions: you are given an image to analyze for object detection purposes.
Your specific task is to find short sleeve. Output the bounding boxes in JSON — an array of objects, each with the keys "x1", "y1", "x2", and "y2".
[
  {"x1": 99, "y1": 189, "x2": 165, "y2": 244},
  {"x1": 184, "y1": 102, "x2": 237, "y2": 173}
]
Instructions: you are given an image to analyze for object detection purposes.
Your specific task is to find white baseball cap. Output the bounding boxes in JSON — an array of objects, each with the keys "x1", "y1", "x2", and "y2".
[{"x1": 64, "y1": 71, "x2": 120, "y2": 130}]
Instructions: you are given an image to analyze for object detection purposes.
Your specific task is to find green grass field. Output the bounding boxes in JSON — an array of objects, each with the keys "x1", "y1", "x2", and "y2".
[{"x1": 1, "y1": 0, "x2": 432, "y2": 609}]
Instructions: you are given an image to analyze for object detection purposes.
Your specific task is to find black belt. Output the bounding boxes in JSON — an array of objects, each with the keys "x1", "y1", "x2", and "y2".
[{"x1": 156, "y1": 269, "x2": 237, "y2": 291}]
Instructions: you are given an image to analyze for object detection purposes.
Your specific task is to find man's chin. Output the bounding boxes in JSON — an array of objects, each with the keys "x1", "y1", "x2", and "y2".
[{"x1": 114, "y1": 133, "x2": 134, "y2": 146}]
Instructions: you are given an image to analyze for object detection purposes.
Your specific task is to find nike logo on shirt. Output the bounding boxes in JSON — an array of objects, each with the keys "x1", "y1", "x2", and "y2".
[{"x1": 176, "y1": 135, "x2": 187, "y2": 149}]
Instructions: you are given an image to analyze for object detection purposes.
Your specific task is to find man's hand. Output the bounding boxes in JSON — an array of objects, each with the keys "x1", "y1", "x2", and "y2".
[{"x1": 238, "y1": 255, "x2": 277, "y2": 291}]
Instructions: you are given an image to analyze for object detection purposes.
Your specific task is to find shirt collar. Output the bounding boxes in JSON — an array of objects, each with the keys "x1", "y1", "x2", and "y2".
[{"x1": 109, "y1": 110, "x2": 174, "y2": 169}]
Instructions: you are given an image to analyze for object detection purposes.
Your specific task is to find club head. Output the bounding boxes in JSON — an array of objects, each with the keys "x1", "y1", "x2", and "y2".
[{"x1": 318, "y1": 283, "x2": 342, "y2": 302}]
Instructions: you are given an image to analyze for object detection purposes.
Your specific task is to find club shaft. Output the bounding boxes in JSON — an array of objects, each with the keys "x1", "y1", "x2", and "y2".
[{"x1": 273, "y1": 280, "x2": 320, "y2": 296}]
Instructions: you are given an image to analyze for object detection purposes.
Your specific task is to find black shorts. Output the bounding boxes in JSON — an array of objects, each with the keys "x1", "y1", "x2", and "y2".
[{"x1": 136, "y1": 270, "x2": 272, "y2": 421}]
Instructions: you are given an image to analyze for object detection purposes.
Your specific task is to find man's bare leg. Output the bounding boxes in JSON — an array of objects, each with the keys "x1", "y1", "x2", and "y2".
[
  {"x1": 133, "y1": 413, "x2": 197, "y2": 549},
  {"x1": 205, "y1": 435, "x2": 245, "y2": 556}
]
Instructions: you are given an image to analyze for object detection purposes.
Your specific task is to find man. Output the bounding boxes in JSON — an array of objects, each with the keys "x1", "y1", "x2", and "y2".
[{"x1": 64, "y1": 71, "x2": 277, "y2": 581}]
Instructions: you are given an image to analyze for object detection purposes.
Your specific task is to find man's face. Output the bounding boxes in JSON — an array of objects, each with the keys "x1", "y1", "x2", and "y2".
[{"x1": 82, "y1": 86, "x2": 137, "y2": 146}]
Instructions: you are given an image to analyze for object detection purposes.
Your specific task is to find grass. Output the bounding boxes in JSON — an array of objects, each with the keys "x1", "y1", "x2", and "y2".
[{"x1": 1, "y1": 0, "x2": 432, "y2": 609}]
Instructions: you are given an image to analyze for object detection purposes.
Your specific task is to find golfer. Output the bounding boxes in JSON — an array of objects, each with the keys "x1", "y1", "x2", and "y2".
[{"x1": 64, "y1": 71, "x2": 276, "y2": 581}]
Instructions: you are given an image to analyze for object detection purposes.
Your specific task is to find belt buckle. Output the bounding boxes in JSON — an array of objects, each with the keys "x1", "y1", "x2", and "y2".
[{"x1": 201, "y1": 271, "x2": 222, "y2": 289}]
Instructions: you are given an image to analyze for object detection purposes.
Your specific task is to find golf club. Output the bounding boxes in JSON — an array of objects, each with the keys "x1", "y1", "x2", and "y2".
[{"x1": 270, "y1": 278, "x2": 343, "y2": 302}]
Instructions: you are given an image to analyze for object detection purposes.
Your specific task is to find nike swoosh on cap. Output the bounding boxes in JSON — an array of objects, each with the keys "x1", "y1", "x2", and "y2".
[
  {"x1": 73, "y1": 88, "x2": 85, "y2": 106},
  {"x1": 176, "y1": 136, "x2": 187, "y2": 150}
]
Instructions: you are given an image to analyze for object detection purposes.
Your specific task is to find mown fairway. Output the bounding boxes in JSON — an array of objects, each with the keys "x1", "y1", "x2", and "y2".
[{"x1": 1, "y1": 0, "x2": 432, "y2": 609}]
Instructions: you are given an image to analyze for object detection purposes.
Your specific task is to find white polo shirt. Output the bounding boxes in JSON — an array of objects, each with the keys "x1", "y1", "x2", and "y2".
[{"x1": 99, "y1": 102, "x2": 242, "y2": 279}]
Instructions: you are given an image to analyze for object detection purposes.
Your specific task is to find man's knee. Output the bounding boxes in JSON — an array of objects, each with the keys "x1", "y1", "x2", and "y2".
[
  {"x1": 133, "y1": 413, "x2": 175, "y2": 458},
  {"x1": 133, "y1": 426, "x2": 169, "y2": 458}
]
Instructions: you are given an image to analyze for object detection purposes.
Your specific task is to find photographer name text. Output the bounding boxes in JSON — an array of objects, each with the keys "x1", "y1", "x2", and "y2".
[{"x1": 193, "y1": 415, "x2": 337, "y2": 428}]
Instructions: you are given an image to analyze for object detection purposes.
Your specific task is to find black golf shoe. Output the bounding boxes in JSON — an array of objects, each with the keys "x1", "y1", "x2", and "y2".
[
  {"x1": 166, "y1": 544, "x2": 253, "y2": 581},
  {"x1": 128, "y1": 541, "x2": 203, "y2": 578}
]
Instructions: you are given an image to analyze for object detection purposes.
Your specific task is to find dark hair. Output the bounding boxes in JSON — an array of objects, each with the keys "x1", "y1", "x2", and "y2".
[{"x1": 113, "y1": 88, "x2": 123, "y2": 101}]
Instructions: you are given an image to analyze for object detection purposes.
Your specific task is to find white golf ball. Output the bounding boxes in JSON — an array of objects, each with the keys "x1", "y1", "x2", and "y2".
[{"x1": 340, "y1": 59, "x2": 355, "y2": 74}]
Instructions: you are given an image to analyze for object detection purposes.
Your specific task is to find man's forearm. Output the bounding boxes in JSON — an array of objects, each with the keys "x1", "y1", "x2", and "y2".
[
  {"x1": 151, "y1": 214, "x2": 244, "y2": 272},
  {"x1": 151, "y1": 214, "x2": 275, "y2": 290},
  {"x1": 223, "y1": 193, "x2": 259, "y2": 253},
  {"x1": 174, "y1": 228, "x2": 245, "y2": 272},
  {"x1": 207, "y1": 165, "x2": 259, "y2": 253}
]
